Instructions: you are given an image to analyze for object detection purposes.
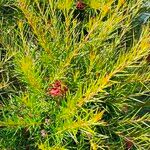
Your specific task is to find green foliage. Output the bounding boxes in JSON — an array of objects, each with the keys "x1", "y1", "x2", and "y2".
[{"x1": 0, "y1": 0, "x2": 149, "y2": 149}]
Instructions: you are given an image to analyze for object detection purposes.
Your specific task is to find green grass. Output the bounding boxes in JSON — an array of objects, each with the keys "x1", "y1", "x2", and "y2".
[{"x1": 0, "y1": 0, "x2": 150, "y2": 149}]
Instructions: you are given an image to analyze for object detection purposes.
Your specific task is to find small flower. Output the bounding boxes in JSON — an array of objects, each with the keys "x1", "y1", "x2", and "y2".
[
  {"x1": 125, "y1": 138, "x2": 133, "y2": 150},
  {"x1": 40, "y1": 129, "x2": 47, "y2": 138},
  {"x1": 45, "y1": 118, "x2": 50, "y2": 125},
  {"x1": 76, "y1": 1, "x2": 86, "y2": 10},
  {"x1": 53, "y1": 80, "x2": 61, "y2": 88},
  {"x1": 47, "y1": 80, "x2": 68, "y2": 97}
]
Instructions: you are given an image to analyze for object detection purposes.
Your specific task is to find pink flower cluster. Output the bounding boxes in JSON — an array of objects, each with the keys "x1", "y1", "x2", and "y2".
[{"x1": 48, "y1": 80, "x2": 68, "y2": 97}]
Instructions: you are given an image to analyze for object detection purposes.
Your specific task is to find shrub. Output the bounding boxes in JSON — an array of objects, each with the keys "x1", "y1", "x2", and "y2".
[{"x1": 0, "y1": 0, "x2": 149, "y2": 149}]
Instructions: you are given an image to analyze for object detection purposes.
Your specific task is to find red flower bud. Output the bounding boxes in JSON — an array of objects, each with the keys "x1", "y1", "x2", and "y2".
[
  {"x1": 125, "y1": 139, "x2": 133, "y2": 150},
  {"x1": 146, "y1": 54, "x2": 150, "y2": 63},
  {"x1": 53, "y1": 80, "x2": 61, "y2": 88},
  {"x1": 76, "y1": 1, "x2": 86, "y2": 10}
]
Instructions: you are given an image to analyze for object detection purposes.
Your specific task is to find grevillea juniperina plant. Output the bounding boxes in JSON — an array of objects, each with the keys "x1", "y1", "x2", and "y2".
[{"x1": 0, "y1": 0, "x2": 149, "y2": 149}]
